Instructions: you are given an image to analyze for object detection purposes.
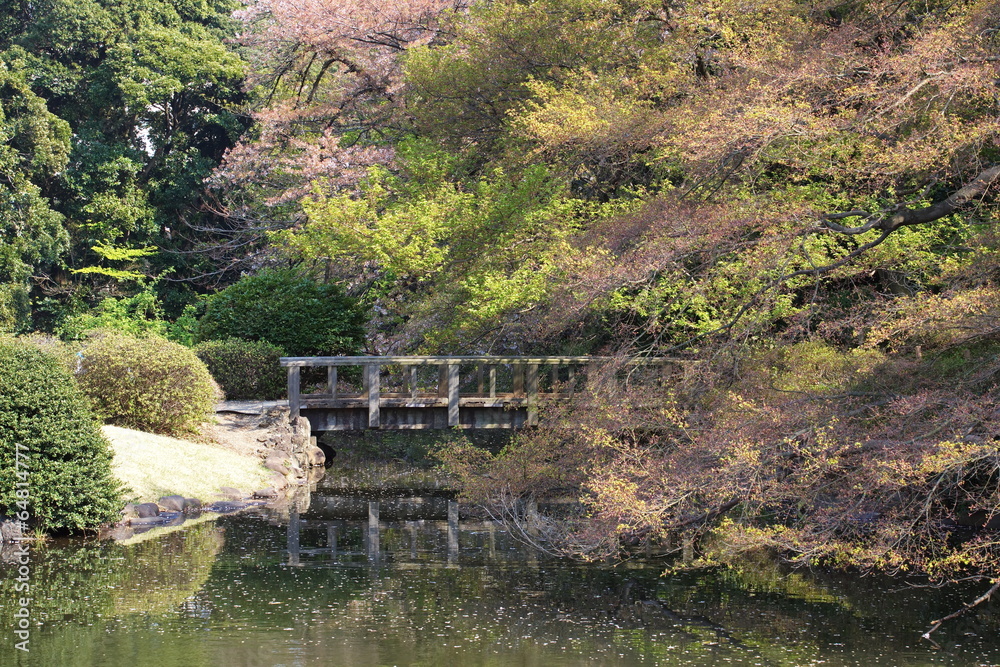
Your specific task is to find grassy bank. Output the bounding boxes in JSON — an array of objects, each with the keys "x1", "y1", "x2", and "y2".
[{"x1": 104, "y1": 425, "x2": 271, "y2": 503}]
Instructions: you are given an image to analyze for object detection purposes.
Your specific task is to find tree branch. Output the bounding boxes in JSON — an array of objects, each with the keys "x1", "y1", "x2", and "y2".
[
  {"x1": 661, "y1": 166, "x2": 1000, "y2": 354},
  {"x1": 823, "y1": 165, "x2": 1000, "y2": 236},
  {"x1": 922, "y1": 579, "x2": 1000, "y2": 640},
  {"x1": 885, "y1": 165, "x2": 1000, "y2": 230}
]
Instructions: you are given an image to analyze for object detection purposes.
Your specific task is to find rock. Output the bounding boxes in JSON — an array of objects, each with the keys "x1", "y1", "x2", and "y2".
[
  {"x1": 129, "y1": 516, "x2": 168, "y2": 527},
  {"x1": 121, "y1": 503, "x2": 139, "y2": 519},
  {"x1": 301, "y1": 444, "x2": 326, "y2": 467},
  {"x1": 183, "y1": 498, "x2": 202, "y2": 512},
  {"x1": 106, "y1": 526, "x2": 135, "y2": 541},
  {"x1": 0, "y1": 520, "x2": 20, "y2": 543},
  {"x1": 136, "y1": 503, "x2": 160, "y2": 518},
  {"x1": 265, "y1": 454, "x2": 291, "y2": 476},
  {"x1": 269, "y1": 471, "x2": 289, "y2": 491},
  {"x1": 158, "y1": 495, "x2": 186, "y2": 512},
  {"x1": 253, "y1": 487, "x2": 278, "y2": 499},
  {"x1": 218, "y1": 486, "x2": 244, "y2": 500},
  {"x1": 205, "y1": 501, "x2": 246, "y2": 513},
  {"x1": 162, "y1": 512, "x2": 186, "y2": 526}
]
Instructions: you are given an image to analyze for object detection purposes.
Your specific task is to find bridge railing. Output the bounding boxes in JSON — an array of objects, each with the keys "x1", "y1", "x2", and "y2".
[{"x1": 279, "y1": 355, "x2": 679, "y2": 429}]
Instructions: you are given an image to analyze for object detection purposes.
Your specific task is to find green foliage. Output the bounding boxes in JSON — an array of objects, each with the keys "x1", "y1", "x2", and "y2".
[
  {"x1": 194, "y1": 338, "x2": 286, "y2": 400},
  {"x1": 0, "y1": 521, "x2": 222, "y2": 635},
  {"x1": 404, "y1": 0, "x2": 686, "y2": 148},
  {"x1": 765, "y1": 341, "x2": 882, "y2": 394},
  {"x1": 0, "y1": 336, "x2": 124, "y2": 532},
  {"x1": 0, "y1": 57, "x2": 71, "y2": 331},
  {"x1": 56, "y1": 282, "x2": 199, "y2": 345},
  {"x1": 196, "y1": 269, "x2": 367, "y2": 357},
  {"x1": 0, "y1": 0, "x2": 248, "y2": 317},
  {"x1": 282, "y1": 139, "x2": 636, "y2": 348},
  {"x1": 75, "y1": 332, "x2": 218, "y2": 434},
  {"x1": 58, "y1": 285, "x2": 169, "y2": 340}
]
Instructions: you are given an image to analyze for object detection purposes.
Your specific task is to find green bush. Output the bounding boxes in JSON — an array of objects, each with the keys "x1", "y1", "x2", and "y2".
[
  {"x1": 76, "y1": 332, "x2": 218, "y2": 435},
  {"x1": 196, "y1": 269, "x2": 367, "y2": 356},
  {"x1": 194, "y1": 338, "x2": 287, "y2": 400},
  {"x1": 56, "y1": 285, "x2": 200, "y2": 346},
  {"x1": 0, "y1": 337, "x2": 124, "y2": 532}
]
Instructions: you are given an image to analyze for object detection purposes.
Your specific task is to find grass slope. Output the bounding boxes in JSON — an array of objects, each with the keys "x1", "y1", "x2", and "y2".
[{"x1": 104, "y1": 425, "x2": 270, "y2": 503}]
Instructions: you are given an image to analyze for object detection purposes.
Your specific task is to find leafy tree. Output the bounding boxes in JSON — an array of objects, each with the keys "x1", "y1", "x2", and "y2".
[
  {"x1": 0, "y1": 57, "x2": 70, "y2": 331},
  {"x1": 55, "y1": 282, "x2": 199, "y2": 343},
  {"x1": 0, "y1": 0, "x2": 249, "y2": 318},
  {"x1": 194, "y1": 338, "x2": 286, "y2": 400}
]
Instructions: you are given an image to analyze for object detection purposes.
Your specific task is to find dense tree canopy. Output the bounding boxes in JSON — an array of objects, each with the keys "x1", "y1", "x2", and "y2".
[
  {"x1": 2, "y1": 0, "x2": 1000, "y2": 612},
  {"x1": 0, "y1": 0, "x2": 248, "y2": 328},
  {"x1": 206, "y1": 0, "x2": 1000, "y2": 605},
  {"x1": 210, "y1": 0, "x2": 1000, "y2": 353},
  {"x1": 0, "y1": 57, "x2": 70, "y2": 330}
]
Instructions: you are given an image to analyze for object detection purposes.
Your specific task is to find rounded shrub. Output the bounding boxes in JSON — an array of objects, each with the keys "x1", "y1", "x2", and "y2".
[
  {"x1": 196, "y1": 269, "x2": 367, "y2": 356},
  {"x1": 194, "y1": 338, "x2": 287, "y2": 400},
  {"x1": 0, "y1": 337, "x2": 124, "y2": 533},
  {"x1": 76, "y1": 332, "x2": 218, "y2": 435}
]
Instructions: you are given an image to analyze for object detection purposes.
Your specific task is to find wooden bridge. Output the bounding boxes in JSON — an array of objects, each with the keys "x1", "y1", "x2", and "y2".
[{"x1": 280, "y1": 355, "x2": 676, "y2": 431}]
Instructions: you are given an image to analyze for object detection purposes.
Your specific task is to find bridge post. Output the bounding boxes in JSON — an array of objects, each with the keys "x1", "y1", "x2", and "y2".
[
  {"x1": 367, "y1": 363, "x2": 380, "y2": 428},
  {"x1": 447, "y1": 363, "x2": 460, "y2": 427},
  {"x1": 526, "y1": 363, "x2": 538, "y2": 426},
  {"x1": 438, "y1": 365, "x2": 448, "y2": 397},
  {"x1": 447, "y1": 500, "x2": 459, "y2": 562},
  {"x1": 368, "y1": 501, "x2": 380, "y2": 562},
  {"x1": 288, "y1": 366, "x2": 301, "y2": 421},
  {"x1": 327, "y1": 366, "x2": 337, "y2": 398},
  {"x1": 287, "y1": 505, "x2": 300, "y2": 566},
  {"x1": 513, "y1": 363, "x2": 524, "y2": 396}
]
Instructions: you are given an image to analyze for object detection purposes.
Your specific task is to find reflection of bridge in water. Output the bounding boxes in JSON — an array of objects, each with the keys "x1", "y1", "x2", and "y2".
[
  {"x1": 284, "y1": 497, "x2": 505, "y2": 566},
  {"x1": 280, "y1": 355, "x2": 679, "y2": 431}
]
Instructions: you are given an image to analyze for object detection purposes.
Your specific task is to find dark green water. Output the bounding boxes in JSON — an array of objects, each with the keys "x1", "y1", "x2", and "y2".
[{"x1": 2, "y1": 493, "x2": 999, "y2": 666}]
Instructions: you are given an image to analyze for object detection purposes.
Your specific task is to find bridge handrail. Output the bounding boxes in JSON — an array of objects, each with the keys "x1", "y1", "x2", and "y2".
[
  {"x1": 280, "y1": 355, "x2": 684, "y2": 428},
  {"x1": 279, "y1": 355, "x2": 682, "y2": 366}
]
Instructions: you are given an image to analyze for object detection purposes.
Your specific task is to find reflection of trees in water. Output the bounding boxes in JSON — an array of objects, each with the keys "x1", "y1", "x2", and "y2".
[
  {"x1": 0, "y1": 522, "x2": 224, "y2": 628},
  {"x1": 3, "y1": 515, "x2": 1000, "y2": 665},
  {"x1": 0, "y1": 522, "x2": 225, "y2": 666},
  {"x1": 218, "y1": 513, "x2": 1000, "y2": 658}
]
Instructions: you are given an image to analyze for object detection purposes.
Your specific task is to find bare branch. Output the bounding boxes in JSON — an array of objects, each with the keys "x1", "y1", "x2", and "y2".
[{"x1": 923, "y1": 579, "x2": 1000, "y2": 640}]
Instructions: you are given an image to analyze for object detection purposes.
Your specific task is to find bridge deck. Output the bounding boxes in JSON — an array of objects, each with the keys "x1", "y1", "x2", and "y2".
[{"x1": 280, "y1": 355, "x2": 678, "y2": 431}]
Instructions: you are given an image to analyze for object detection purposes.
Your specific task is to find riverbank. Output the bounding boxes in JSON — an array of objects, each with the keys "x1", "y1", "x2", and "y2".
[{"x1": 104, "y1": 425, "x2": 272, "y2": 504}]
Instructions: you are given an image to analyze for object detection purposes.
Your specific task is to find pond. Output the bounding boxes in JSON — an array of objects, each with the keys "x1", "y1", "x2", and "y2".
[{"x1": 2, "y1": 471, "x2": 999, "y2": 666}]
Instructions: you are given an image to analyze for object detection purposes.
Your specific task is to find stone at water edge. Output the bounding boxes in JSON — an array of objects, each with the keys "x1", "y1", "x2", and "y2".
[
  {"x1": 0, "y1": 519, "x2": 20, "y2": 543},
  {"x1": 302, "y1": 444, "x2": 326, "y2": 467},
  {"x1": 183, "y1": 498, "x2": 202, "y2": 512},
  {"x1": 158, "y1": 495, "x2": 186, "y2": 512},
  {"x1": 269, "y1": 471, "x2": 289, "y2": 491},
  {"x1": 253, "y1": 488, "x2": 278, "y2": 499},
  {"x1": 135, "y1": 503, "x2": 160, "y2": 518},
  {"x1": 218, "y1": 486, "x2": 245, "y2": 500},
  {"x1": 204, "y1": 501, "x2": 249, "y2": 513},
  {"x1": 264, "y1": 454, "x2": 291, "y2": 476}
]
